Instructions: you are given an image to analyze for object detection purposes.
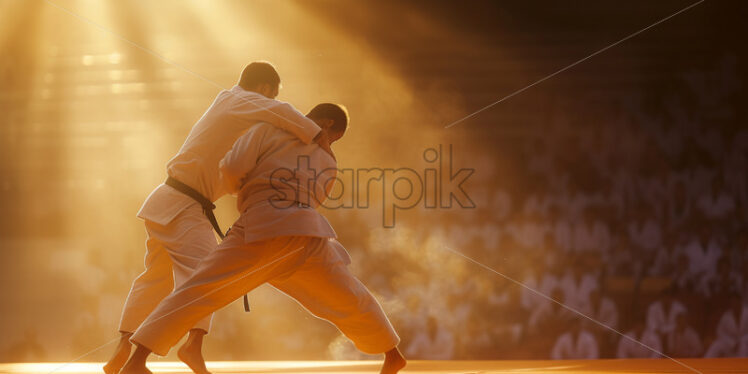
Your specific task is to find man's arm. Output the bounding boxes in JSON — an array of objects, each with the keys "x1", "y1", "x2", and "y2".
[
  {"x1": 230, "y1": 91, "x2": 321, "y2": 144},
  {"x1": 219, "y1": 125, "x2": 269, "y2": 195}
]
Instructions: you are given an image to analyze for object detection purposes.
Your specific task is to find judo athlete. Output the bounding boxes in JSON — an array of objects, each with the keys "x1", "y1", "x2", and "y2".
[
  {"x1": 104, "y1": 62, "x2": 325, "y2": 374},
  {"x1": 120, "y1": 103, "x2": 407, "y2": 374}
]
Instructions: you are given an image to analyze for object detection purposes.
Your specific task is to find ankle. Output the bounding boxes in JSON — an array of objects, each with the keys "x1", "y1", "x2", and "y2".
[
  {"x1": 188, "y1": 328, "x2": 207, "y2": 339},
  {"x1": 185, "y1": 329, "x2": 207, "y2": 347},
  {"x1": 128, "y1": 344, "x2": 152, "y2": 364},
  {"x1": 385, "y1": 347, "x2": 403, "y2": 358}
]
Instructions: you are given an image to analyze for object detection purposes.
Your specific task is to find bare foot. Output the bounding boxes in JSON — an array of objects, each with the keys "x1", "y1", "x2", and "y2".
[
  {"x1": 102, "y1": 349, "x2": 129, "y2": 374},
  {"x1": 178, "y1": 341, "x2": 211, "y2": 374},
  {"x1": 119, "y1": 344, "x2": 153, "y2": 374},
  {"x1": 103, "y1": 333, "x2": 131, "y2": 374},
  {"x1": 380, "y1": 347, "x2": 406, "y2": 374},
  {"x1": 118, "y1": 361, "x2": 152, "y2": 374}
]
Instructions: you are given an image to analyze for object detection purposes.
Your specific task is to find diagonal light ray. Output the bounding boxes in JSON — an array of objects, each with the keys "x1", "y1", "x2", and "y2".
[
  {"x1": 444, "y1": 0, "x2": 705, "y2": 129},
  {"x1": 442, "y1": 245, "x2": 704, "y2": 374},
  {"x1": 43, "y1": 0, "x2": 313, "y2": 131}
]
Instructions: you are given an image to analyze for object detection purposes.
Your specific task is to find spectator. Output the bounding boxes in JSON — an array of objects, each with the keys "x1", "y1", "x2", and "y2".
[
  {"x1": 627, "y1": 207, "x2": 662, "y2": 253},
  {"x1": 538, "y1": 266, "x2": 564, "y2": 307},
  {"x1": 697, "y1": 177, "x2": 735, "y2": 220},
  {"x1": 617, "y1": 319, "x2": 663, "y2": 358},
  {"x1": 646, "y1": 288, "x2": 687, "y2": 336},
  {"x1": 581, "y1": 289, "x2": 619, "y2": 331},
  {"x1": 559, "y1": 262, "x2": 598, "y2": 311},
  {"x1": 666, "y1": 313, "x2": 703, "y2": 357},
  {"x1": 681, "y1": 226, "x2": 722, "y2": 279},
  {"x1": 551, "y1": 320, "x2": 599, "y2": 359},
  {"x1": 648, "y1": 237, "x2": 683, "y2": 277},
  {"x1": 705, "y1": 294, "x2": 748, "y2": 357},
  {"x1": 671, "y1": 253, "x2": 697, "y2": 293},
  {"x1": 572, "y1": 209, "x2": 611, "y2": 253},
  {"x1": 520, "y1": 264, "x2": 547, "y2": 311},
  {"x1": 405, "y1": 315, "x2": 455, "y2": 359},
  {"x1": 527, "y1": 289, "x2": 573, "y2": 335},
  {"x1": 698, "y1": 256, "x2": 741, "y2": 299}
]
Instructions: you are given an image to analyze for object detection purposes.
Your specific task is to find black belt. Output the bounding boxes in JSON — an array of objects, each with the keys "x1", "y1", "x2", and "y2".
[{"x1": 165, "y1": 176, "x2": 251, "y2": 312}]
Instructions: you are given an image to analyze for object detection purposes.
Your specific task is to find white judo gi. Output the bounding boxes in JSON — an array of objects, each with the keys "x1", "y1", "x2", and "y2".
[
  {"x1": 118, "y1": 86, "x2": 321, "y2": 334},
  {"x1": 130, "y1": 122, "x2": 400, "y2": 356}
]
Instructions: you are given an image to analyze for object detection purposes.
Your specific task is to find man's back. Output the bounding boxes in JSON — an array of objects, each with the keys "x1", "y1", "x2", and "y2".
[
  {"x1": 168, "y1": 86, "x2": 320, "y2": 202},
  {"x1": 137, "y1": 86, "x2": 319, "y2": 226},
  {"x1": 220, "y1": 122, "x2": 338, "y2": 243}
]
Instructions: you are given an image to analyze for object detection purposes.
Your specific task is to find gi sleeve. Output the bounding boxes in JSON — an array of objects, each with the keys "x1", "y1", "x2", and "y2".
[
  {"x1": 219, "y1": 125, "x2": 268, "y2": 195},
  {"x1": 230, "y1": 92, "x2": 321, "y2": 144}
]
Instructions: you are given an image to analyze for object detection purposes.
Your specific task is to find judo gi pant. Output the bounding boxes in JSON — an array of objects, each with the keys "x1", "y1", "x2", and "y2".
[
  {"x1": 131, "y1": 231, "x2": 400, "y2": 356},
  {"x1": 119, "y1": 204, "x2": 216, "y2": 334}
]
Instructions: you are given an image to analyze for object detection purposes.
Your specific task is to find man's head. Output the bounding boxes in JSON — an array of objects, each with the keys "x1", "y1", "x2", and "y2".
[
  {"x1": 238, "y1": 61, "x2": 280, "y2": 99},
  {"x1": 307, "y1": 103, "x2": 349, "y2": 144}
]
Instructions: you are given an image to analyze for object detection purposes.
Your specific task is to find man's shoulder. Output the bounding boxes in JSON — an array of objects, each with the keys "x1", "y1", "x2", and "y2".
[
  {"x1": 251, "y1": 121, "x2": 298, "y2": 140},
  {"x1": 248, "y1": 121, "x2": 275, "y2": 133},
  {"x1": 225, "y1": 85, "x2": 261, "y2": 102},
  {"x1": 246, "y1": 122, "x2": 305, "y2": 158}
]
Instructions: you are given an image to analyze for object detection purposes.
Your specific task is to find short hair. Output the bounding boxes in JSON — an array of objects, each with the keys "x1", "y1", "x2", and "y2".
[
  {"x1": 307, "y1": 103, "x2": 349, "y2": 133},
  {"x1": 238, "y1": 61, "x2": 281, "y2": 90}
]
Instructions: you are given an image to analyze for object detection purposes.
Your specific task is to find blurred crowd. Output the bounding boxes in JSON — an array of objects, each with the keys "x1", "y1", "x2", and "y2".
[{"x1": 353, "y1": 63, "x2": 747, "y2": 359}]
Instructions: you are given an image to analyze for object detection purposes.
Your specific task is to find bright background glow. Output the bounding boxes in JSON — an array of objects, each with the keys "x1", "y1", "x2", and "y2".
[{"x1": 0, "y1": 0, "x2": 471, "y2": 362}]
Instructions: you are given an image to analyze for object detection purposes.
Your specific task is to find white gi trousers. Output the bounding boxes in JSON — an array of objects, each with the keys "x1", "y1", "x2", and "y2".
[
  {"x1": 119, "y1": 203, "x2": 216, "y2": 334},
  {"x1": 130, "y1": 225, "x2": 400, "y2": 356}
]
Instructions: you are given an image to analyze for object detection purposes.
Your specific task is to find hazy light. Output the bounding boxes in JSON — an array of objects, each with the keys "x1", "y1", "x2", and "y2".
[
  {"x1": 108, "y1": 70, "x2": 123, "y2": 80},
  {"x1": 108, "y1": 52, "x2": 121, "y2": 64},
  {"x1": 1, "y1": 0, "x2": 456, "y2": 363}
]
